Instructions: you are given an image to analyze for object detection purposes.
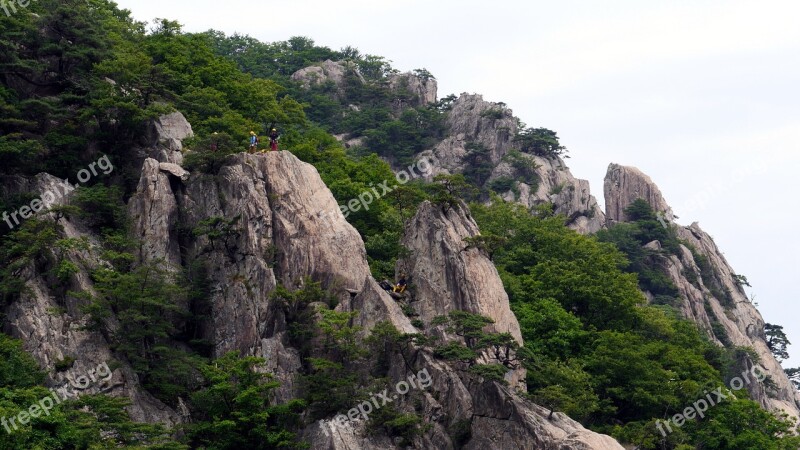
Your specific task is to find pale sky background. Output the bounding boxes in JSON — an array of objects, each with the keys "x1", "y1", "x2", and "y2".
[{"x1": 115, "y1": 0, "x2": 800, "y2": 368}]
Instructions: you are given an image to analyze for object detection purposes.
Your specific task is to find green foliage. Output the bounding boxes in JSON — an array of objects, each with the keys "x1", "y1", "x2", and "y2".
[
  {"x1": 468, "y1": 364, "x2": 508, "y2": 384},
  {"x1": 186, "y1": 352, "x2": 307, "y2": 450},
  {"x1": 503, "y1": 148, "x2": 540, "y2": 183},
  {"x1": 367, "y1": 405, "x2": 422, "y2": 446},
  {"x1": 513, "y1": 127, "x2": 567, "y2": 158},
  {"x1": 0, "y1": 334, "x2": 176, "y2": 449},
  {"x1": 54, "y1": 356, "x2": 76, "y2": 372},
  {"x1": 462, "y1": 142, "x2": 494, "y2": 189},
  {"x1": 317, "y1": 308, "x2": 364, "y2": 359},
  {"x1": 271, "y1": 279, "x2": 335, "y2": 357},
  {"x1": 446, "y1": 311, "x2": 495, "y2": 348},
  {"x1": 0, "y1": 219, "x2": 61, "y2": 305},
  {"x1": 73, "y1": 184, "x2": 127, "y2": 231},
  {"x1": 427, "y1": 174, "x2": 475, "y2": 208},
  {"x1": 81, "y1": 260, "x2": 203, "y2": 403},
  {"x1": 480, "y1": 108, "x2": 506, "y2": 120},
  {"x1": 193, "y1": 215, "x2": 242, "y2": 257},
  {"x1": 463, "y1": 234, "x2": 508, "y2": 261},
  {"x1": 300, "y1": 358, "x2": 360, "y2": 419},
  {"x1": 785, "y1": 367, "x2": 800, "y2": 390},
  {"x1": 364, "y1": 107, "x2": 445, "y2": 166},
  {"x1": 681, "y1": 399, "x2": 800, "y2": 450},
  {"x1": 470, "y1": 199, "x2": 782, "y2": 448},
  {"x1": 183, "y1": 132, "x2": 240, "y2": 173},
  {"x1": 596, "y1": 199, "x2": 682, "y2": 297},
  {"x1": 487, "y1": 176, "x2": 517, "y2": 196},
  {"x1": 765, "y1": 323, "x2": 791, "y2": 362},
  {"x1": 433, "y1": 342, "x2": 478, "y2": 363},
  {"x1": 732, "y1": 273, "x2": 752, "y2": 287},
  {"x1": 527, "y1": 358, "x2": 601, "y2": 421}
]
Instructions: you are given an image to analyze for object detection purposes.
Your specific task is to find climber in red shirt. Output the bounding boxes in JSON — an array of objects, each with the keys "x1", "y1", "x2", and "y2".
[{"x1": 269, "y1": 128, "x2": 280, "y2": 151}]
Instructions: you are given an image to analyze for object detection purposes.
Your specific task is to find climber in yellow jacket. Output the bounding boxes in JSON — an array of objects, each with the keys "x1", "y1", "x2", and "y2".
[{"x1": 393, "y1": 273, "x2": 408, "y2": 293}]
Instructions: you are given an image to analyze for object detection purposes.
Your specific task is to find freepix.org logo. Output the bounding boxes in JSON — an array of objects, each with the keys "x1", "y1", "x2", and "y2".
[
  {"x1": 1, "y1": 155, "x2": 114, "y2": 231},
  {"x1": 1, "y1": 0, "x2": 36, "y2": 17},
  {"x1": 2, "y1": 361, "x2": 113, "y2": 435}
]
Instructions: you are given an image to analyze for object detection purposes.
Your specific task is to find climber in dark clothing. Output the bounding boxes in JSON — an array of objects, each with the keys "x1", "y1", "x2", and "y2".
[
  {"x1": 269, "y1": 128, "x2": 280, "y2": 151},
  {"x1": 393, "y1": 273, "x2": 408, "y2": 294}
]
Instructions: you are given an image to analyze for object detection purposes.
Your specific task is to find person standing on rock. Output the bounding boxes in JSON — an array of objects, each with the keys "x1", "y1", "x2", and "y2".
[
  {"x1": 269, "y1": 128, "x2": 280, "y2": 151},
  {"x1": 210, "y1": 132, "x2": 220, "y2": 152},
  {"x1": 249, "y1": 131, "x2": 259, "y2": 153}
]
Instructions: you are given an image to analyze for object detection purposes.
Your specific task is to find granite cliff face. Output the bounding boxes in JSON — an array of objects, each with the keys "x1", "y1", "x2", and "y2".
[
  {"x1": 1, "y1": 173, "x2": 181, "y2": 426},
  {"x1": 416, "y1": 94, "x2": 605, "y2": 234},
  {"x1": 0, "y1": 112, "x2": 624, "y2": 448},
  {"x1": 604, "y1": 163, "x2": 800, "y2": 420}
]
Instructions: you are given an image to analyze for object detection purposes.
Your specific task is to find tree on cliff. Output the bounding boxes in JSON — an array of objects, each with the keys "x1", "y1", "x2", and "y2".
[{"x1": 765, "y1": 323, "x2": 791, "y2": 362}]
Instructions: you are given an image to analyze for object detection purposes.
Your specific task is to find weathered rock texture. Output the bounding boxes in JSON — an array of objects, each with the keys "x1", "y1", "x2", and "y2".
[
  {"x1": 135, "y1": 111, "x2": 193, "y2": 165},
  {"x1": 398, "y1": 201, "x2": 525, "y2": 387},
  {"x1": 388, "y1": 71, "x2": 438, "y2": 107},
  {"x1": 291, "y1": 59, "x2": 357, "y2": 91},
  {"x1": 3, "y1": 111, "x2": 625, "y2": 448},
  {"x1": 418, "y1": 94, "x2": 605, "y2": 234},
  {"x1": 604, "y1": 163, "x2": 800, "y2": 420},
  {"x1": 1, "y1": 173, "x2": 181, "y2": 426},
  {"x1": 604, "y1": 163, "x2": 673, "y2": 225},
  {"x1": 127, "y1": 147, "x2": 624, "y2": 448}
]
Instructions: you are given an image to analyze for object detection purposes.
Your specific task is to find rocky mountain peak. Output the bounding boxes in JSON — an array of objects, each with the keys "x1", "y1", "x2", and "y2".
[
  {"x1": 603, "y1": 163, "x2": 674, "y2": 225},
  {"x1": 602, "y1": 163, "x2": 800, "y2": 421}
]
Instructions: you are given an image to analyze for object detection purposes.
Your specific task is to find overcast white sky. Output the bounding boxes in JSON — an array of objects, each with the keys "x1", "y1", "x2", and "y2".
[{"x1": 115, "y1": 0, "x2": 800, "y2": 367}]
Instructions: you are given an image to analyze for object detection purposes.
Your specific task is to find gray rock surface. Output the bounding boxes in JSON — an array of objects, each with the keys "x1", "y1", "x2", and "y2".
[
  {"x1": 291, "y1": 60, "x2": 357, "y2": 91},
  {"x1": 398, "y1": 201, "x2": 525, "y2": 387},
  {"x1": 492, "y1": 155, "x2": 605, "y2": 234},
  {"x1": 138, "y1": 111, "x2": 193, "y2": 165},
  {"x1": 418, "y1": 94, "x2": 604, "y2": 234},
  {"x1": 166, "y1": 151, "x2": 622, "y2": 449},
  {"x1": 4, "y1": 122, "x2": 625, "y2": 449},
  {"x1": 388, "y1": 71, "x2": 438, "y2": 107},
  {"x1": 128, "y1": 158, "x2": 182, "y2": 267},
  {"x1": 418, "y1": 94, "x2": 517, "y2": 174},
  {"x1": 604, "y1": 163, "x2": 673, "y2": 225},
  {"x1": 398, "y1": 201, "x2": 523, "y2": 343},
  {"x1": 0, "y1": 173, "x2": 181, "y2": 426}
]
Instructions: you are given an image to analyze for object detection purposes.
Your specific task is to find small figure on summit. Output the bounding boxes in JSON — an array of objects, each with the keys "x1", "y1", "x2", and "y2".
[
  {"x1": 210, "y1": 132, "x2": 220, "y2": 152},
  {"x1": 269, "y1": 128, "x2": 280, "y2": 151},
  {"x1": 249, "y1": 131, "x2": 259, "y2": 153}
]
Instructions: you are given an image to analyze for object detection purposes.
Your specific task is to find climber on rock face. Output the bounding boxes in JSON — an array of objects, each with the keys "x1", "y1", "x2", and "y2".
[
  {"x1": 249, "y1": 131, "x2": 259, "y2": 153},
  {"x1": 269, "y1": 128, "x2": 280, "y2": 151},
  {"x1": 393, "y1": 273, "x2": 408, "y2": 294}
]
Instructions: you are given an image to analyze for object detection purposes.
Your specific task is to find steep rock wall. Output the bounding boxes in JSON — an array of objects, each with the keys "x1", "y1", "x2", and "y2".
[
  {"x1": 1, "y1": 173, "x2": 181, "y2": 426},
  {"x1": 127, "y1": 146, "x2": 623, "y2": 448},
  {"x1": 418, "y1": 94, "x2": 604, "y2": 234}
]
